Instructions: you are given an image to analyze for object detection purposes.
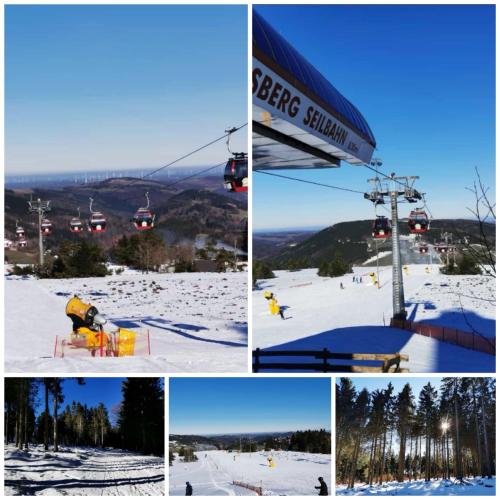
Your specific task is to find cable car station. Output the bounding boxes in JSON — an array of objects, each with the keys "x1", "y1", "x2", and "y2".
[{"x1": 252, "y1": 10, "x2": 376, "y2": 170}]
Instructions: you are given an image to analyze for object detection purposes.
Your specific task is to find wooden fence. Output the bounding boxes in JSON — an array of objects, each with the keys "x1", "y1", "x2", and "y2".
[
  {"x1": 252, "y1": 348, "x2": 409, "y2": 373},
  {"x1": 391, "y1": 318, "x2": 495, "y2": 355}
]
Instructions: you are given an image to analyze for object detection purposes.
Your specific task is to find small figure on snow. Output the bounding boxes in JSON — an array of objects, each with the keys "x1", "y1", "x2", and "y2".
[
  {"x1": 340, "y1": 282, "x2": 344, "y2": 290},
  {"x1": 315, "y1": 477, "x2": 328, "y2": 496},
  {"x1": 263, "y1": 291, "x2": 285, "y2": 320},
  {"x1": 185, "y1": 481, "x2": 193, "y2": 496}
]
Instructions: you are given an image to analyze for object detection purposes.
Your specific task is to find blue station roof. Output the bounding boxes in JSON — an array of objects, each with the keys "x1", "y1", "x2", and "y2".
[{"x1": 253, "y1": 9, "x2": 376, "y2": 148}]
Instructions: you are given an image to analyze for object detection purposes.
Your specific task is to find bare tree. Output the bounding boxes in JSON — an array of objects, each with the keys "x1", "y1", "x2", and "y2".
[{"x1": 465, "y1": 168, "x2": 496, "y2": 278}]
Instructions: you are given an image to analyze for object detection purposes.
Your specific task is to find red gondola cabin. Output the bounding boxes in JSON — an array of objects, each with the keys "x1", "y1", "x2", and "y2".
[
  {"x1": 224, "y1": 154, "x2": 248, "y2": 193},
  {"x1": 372, "y1": 216, "x2": 391, "y2": 239},
  {"x1": 408, "y1": 210, "x2": 429, "y2": 234}
]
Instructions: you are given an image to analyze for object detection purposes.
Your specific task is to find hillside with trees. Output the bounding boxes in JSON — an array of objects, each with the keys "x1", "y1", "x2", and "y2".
[
  {"x1": 257, "y1": 219, "x2": 495, "y2": 270},
  {"x1": 5, "y1": 175, "x2": 247, "y2": 268},
  {"x1": 5, "y1": 377, "x2": 164, "y2": 456}
]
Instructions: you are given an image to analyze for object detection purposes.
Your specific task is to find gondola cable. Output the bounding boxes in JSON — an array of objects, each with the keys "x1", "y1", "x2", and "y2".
[
  {"x1": 139, "y1": 123, "x2": 247, "y2": 182},
  {"x1": 254, "y1": 170, "x2": 365, "y2": 194}
]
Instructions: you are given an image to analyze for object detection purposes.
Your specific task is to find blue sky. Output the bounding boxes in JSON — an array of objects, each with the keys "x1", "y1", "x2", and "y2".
[
  {"x1": 169, "y1": 377, "x2": 331, "y2": 435},
  {"x1": 33, "y1": 378, "x2": 126, "y2": 424},
  {"x1": 5, "y1": 5, "x2": 247, "y2": 175},
  {"x1": 253, "y1": 5, "x2": 495, "y2": 230}
]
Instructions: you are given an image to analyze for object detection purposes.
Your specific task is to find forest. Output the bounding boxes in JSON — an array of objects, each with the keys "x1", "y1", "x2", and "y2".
[
  {"x1": 336, "y1": 378, "x2": 495, "y2": 488},
  {"x1": 4, "y1": 377, "x2": 164, "y2": 456}
]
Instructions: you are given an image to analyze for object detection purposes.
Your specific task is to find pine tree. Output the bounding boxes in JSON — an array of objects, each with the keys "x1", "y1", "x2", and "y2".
[
  {"x1": 118, "y1": 378, "x2": 164, "y2": 456},
  {"x1": 395, "y1": 384, "x2": 415, "y2": 483},
  {"x1": 418, "y1": 382, "x2": 438, "y2": 482}
]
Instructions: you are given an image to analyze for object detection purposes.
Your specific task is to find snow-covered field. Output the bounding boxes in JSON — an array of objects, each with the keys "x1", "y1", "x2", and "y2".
[
  {"x1": 4, "y1": 444, "x2": 165, "y2": 496},
  {"x1": 253, "y1": 265, "x2": 495, "y2": 372},
  {"x1": 169, "y1": 450, "x2": 331, "y2": 496},
  {"x1": 5, "y1": 271, "x2": 247, "y2": 372},
  {"x1": 337, "y1": 477, "x2": 496, "y2": 496}
]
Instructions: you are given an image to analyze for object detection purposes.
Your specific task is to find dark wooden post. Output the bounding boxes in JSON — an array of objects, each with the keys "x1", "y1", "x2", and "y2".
[
  {"x1": 254, "y1": 348, "x2": 260, "y2": 373},
  {"x1": 322, "y1": 348, "x2": 328, "y2": 372}
]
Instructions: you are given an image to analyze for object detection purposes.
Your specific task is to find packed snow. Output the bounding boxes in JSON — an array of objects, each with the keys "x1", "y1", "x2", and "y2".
[
  {"x1": 253, "y1": 265, "x2": 495, "y2": 372},
  {"x1": 4, "y1": 444, "x2": 165, "y2": 496},
  {"x1": 336, "y1": 477, "x2": 496, "y2": 496},
  {"x1": 362, "y1": 251, "x2": 392, "y2": 265},
  {"x1": 169, "y1": 450, "x2": 331, "y2": 496},
  {"x1": 5, "y1": 271, "x2": 247, "y2": 373}
]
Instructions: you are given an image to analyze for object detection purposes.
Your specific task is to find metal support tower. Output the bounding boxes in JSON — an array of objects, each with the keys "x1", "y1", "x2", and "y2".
[
  {"x1": 365, "y1": 171, "x2": 422, "y2": 321},
  {"x1": 28, "y1": 198, "x2": 51, "y2": 266},
  {"x1": 389, "y1": 178, "x2": 405, "y2": 320}
]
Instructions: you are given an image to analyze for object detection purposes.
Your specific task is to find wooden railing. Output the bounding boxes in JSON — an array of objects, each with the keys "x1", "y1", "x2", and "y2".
[{"x1": 252, "y1": 348, "x2": 409, "y2": 373}]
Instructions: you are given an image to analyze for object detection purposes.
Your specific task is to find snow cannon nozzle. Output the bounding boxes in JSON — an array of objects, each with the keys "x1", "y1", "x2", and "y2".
[{"x1": 93, "y1": 313, "x2": 107, "y2": 326}]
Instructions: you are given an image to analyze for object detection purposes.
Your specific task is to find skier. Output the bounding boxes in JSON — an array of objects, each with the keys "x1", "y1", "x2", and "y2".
[
  {"x1": 185, "y1": 481, "x2": 193, "y2": 496},
  {"x1": 315, "y1": 477, "x2": 328, "y2": 496},
  {"x1": 263, "y1": 291, "x2": 285, "y2": 320},
  {"x1": 340, "y1": 282, "x2": 344, "y2": 290}
]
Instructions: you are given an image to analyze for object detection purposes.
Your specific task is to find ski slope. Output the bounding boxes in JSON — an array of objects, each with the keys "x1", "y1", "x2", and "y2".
[
  {"x1": 5, "y1": 270, "x2": 247, "y2": 373},
  {"x1": 253, "y1": 265, "x2": 495, "y2": 373},
  {"x1": 4, "y1": 444, "x2": 165, "y2": 496},
  {"x1": 169, "y1": 450, "x2": 331, "y2": 496},
  {"x1": 337, "y1": 477, "x2": 496, "y2": 496}
]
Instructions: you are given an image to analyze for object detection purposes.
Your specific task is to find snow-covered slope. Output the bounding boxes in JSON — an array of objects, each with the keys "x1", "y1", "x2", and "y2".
[
  {"x1": 253, "y1": 265, "x2": 495, "y2": 373},
  {"x1": 5, "y1": 271, "x2": 247, "y2": 373},
  {"x1": 169, "y1": 450, "x2": 331, "y2": 496},
  {"x1": 337, "y1": 477, "x2": 496, "y2": 496},
  {"x1": 4, "y1": 444, "x2": 165, "y2": 496}
]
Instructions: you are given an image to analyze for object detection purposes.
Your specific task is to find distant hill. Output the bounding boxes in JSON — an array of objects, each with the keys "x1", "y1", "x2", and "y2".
[
  {"x1": 5, "y1": 175, "x2": 247, "y2": 257},
  {"x1": 259, "y1": 219, "x2": 495, "y2": 269},
  {"x1": 253, "y1": 230, "x2": 316, "y2": 260},
  {"x1": 169, "y1": 434, "x2": 220, "y2": 448},
  {"x1": 169, "y1": 431, "x2": 294, "y2": 451}
]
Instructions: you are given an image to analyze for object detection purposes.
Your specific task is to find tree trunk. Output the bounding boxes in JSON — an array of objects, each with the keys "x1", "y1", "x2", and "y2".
[
  {"x1": 44, "y1": 381, "x2": 50, "y2": 451},
  {"x1": 397, "y1": 429, "x2": 406, "y2": 482},
  {"x1": 53, "y1": 391, "x2": 59, "y2": 452},
  {"x1": 348, "y1": 432, "x2": 362, "y2": 489},
  {"x1": 23, "y1": 382, "x2": 29, "y2": 451},
  {"x1": 425, "y1": 429, "x2": 430, "y2": 482},
  {"x1": 480, "y1": 389, "x2": 492, "y2": 479},
  {"x1": 379, "y1": 427, "x2": 387, "y2": 485},
  {"x1": 368, "y1": 435, "x2": 376, "y2": 485},
  {"x1": 453, "y1": 383, "x2": 462, "y2": 480}
]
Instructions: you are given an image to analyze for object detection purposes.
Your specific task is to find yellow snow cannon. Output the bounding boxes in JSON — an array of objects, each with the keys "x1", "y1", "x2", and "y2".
[
  {"x1": 65, "y1": 296, "x2": 111, "y2": 353},
  {"x1": 115, "y1": 328, "x2": 137, "y2": 356},
  {"x1": 59, "y1": 296, "x2": 148, "y2": 358}
]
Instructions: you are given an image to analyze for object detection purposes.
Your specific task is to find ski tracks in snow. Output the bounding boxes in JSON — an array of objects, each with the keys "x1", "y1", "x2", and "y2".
[{"x1": 4, "y1": 445, "x2": 165, "y2": 496}]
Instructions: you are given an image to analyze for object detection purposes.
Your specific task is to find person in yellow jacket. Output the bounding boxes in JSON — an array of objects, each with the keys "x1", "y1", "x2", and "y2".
[{"x1": 264, "y1": 291, "x2": 285, "y2": 320}]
